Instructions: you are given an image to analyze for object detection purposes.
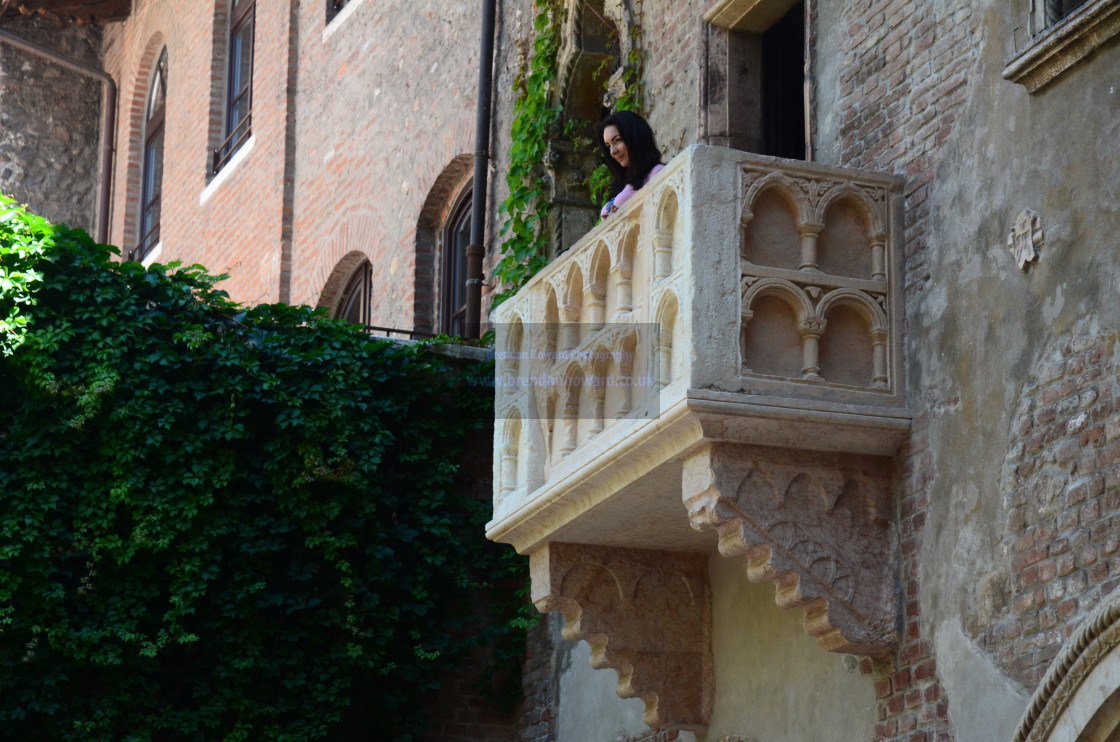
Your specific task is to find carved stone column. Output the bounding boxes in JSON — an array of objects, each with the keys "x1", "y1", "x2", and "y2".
[
  {"x1": 682, "y1": 442, "x2": 898, "y2": 655},
  {"x1": 530, "y1": 542, "x2": 713, "y2": 730}
]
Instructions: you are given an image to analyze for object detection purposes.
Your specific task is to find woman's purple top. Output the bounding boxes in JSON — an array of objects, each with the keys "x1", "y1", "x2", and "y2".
[{"x1": 600, "y1": 164, "x2": 665, "y2": 217}]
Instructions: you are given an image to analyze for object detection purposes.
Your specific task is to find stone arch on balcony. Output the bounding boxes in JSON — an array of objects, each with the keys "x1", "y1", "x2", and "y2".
[
  {"x1": 560, "y1": 262, "x2": 585, "y2": 349},
  {"x1": 587, "y1": 347, "x2": 611, "y2": 438},
  {"x1": 817, "y1": 289, "x2": 889, "y2": 389},
  {"x1": 559, "y1": 363, "x2": 585, "y2": 455},
  {"x1": 741, "y1": 278, "x2": 813, "y2": 378},
  {"x1": 542, "y1": 285, "x2": 560, "y2": 357},
  {"x1": 543, "y1": 392, "x2": 560, "y2": 468},
  {"x1": 610, "y1": 222, "x2": 639, "y2": 314},
  {"x1": 816, "y1": 184, "x2": 888, "y2": 281},
  {"x1": 741, "y1": 178, "x2": 811, "y2": 271},
  {"x1": 586, "y1": 241, "x2": 610, "y2": 329},
  {"x1": 607, "y1": 330, "x2": 639, "y2": 418},
  {"x1": 654, "y1": 291, "x2": 680, "y2": 388},
  {"x1": 653, "y1": 187, "x2": 680, "y2": 279},
  {"x1": 503, "y1": 314, "x2": 525, "y2": 378},
  {"x1": 499, "y1": 413, "x2": 523, "y2": 500}
]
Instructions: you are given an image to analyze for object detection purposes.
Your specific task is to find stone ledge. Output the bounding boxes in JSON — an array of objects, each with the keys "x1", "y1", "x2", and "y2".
[
  {"x1": 703, "y1": 0, "x2": 802, "y2": 33},
  {"x1": 1003, "y1": 0, "x2": 1120, "y2": 93}
]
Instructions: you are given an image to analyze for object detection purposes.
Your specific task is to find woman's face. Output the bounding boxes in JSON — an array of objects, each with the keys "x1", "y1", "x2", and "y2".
[{"x1": 603, "y1": 125, "x2": 630, "y2": 168}]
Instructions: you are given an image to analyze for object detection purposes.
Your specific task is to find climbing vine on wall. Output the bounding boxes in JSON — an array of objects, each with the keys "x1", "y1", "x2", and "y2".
[
  {"x1": 492, "y1": 0, "x2": 646, "y2": 306},
  {"x1": 0, "y1": 196, "x2": 526, "y2": 741},
  {"x1": 492, "y1": 0, "x2": 566, "y2": 308}
]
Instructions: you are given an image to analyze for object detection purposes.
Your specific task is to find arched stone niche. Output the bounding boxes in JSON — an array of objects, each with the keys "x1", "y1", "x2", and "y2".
[
  {"x1": 545, "y1": 0, "x2": 638, "y2": 255},
  {"x1": 739, "y1": 168, "x2": 891, "y2": 391},
  {"x1": 1014, "y1": 590, "x2": 1120, "y2": 742}
]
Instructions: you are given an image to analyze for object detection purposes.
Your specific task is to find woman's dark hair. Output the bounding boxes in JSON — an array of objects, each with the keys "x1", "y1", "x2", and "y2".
[{"x1": 595, "y1": 110, "x2": 662, "y2": 199}]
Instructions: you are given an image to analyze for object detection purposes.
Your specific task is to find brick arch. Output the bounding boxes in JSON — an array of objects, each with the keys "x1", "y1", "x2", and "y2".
[
  {"x1": 414, "y1": 154, "x2": 473, "y2": 335},
  {"x1": 316, "y1": 250, "x2": 371, "y2": 317},
  {"x1": 122, "y1": 33, "x2": 167, "y2": 257}
]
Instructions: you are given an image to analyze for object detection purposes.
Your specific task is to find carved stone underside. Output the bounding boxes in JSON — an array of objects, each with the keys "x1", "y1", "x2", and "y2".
[
  {"x1": 683, "y1": 442, "x2": 897, "y2": 655},
  {"x1": 530, "y1": 542, "x2": 712, "y2": 731}
]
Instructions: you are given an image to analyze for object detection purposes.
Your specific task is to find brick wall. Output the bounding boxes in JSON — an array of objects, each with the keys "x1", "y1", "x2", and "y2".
[
  {"x1": 95, "y1": 0, "x2": 491, "y2": 329},
  {"x1": 421, "y1": 647, "x2": 517, "y2": 742},
  {"x1": 517, "y1": 617, "x2": 559, "y2": 742},
  {"x1": 103, "y1": 0, "x2": 294, "y2": 304},
  {"x1": 287, "y1": 0, "x2": 481, "y2": 330},
  {"x1": 982, "y1": 330, "x2": 1120, "y2": 686},
  {"x1": 826, "y1": 1, "x2": 984, "y2": 740}
]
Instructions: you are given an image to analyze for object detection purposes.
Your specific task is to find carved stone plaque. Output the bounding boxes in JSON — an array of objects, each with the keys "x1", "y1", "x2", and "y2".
[{"x1": 1007, "y1": 209, "x2": 1043, "y2": 269}]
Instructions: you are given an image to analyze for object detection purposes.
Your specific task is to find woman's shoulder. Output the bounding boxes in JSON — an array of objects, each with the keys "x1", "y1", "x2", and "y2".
[{"x1": 644, "y1": 163, "x2": 666, "y2": 183}]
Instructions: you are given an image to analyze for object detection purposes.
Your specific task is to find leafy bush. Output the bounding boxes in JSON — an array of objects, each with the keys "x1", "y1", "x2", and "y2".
[{"x1": 0, "y1": 197, "x2": 524, "y2": 741}]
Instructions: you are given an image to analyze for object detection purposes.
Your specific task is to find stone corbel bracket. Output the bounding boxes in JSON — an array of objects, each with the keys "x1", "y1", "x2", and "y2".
[
  {"x1": 531, "y1": 542, "x2": 713, "y2": 731},
  {"x1": 683, "y1": 442, "x2": 897, "y2": 655}
]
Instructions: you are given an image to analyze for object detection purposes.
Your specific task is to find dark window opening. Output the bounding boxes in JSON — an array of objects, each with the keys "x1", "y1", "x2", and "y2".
[
  {"x1": 135, "y1": 48, "x2": 167, "y2": 262},
  {"x1": 214, "y1": 0, "x2": 254, "y2": 173},
  {"x1": 327, "y1": 0, "x2": 351, "y2": 23},
  {"x1": 761, "y1": 1, "x2": 806, "y2": 160},
  {"x1": 334, "y1": 260, "x2": 371, "y2": 326},
  {"x1": 1045, "y1": 0, "x2": 1089, "y2": 26},
  {"x1": 442, "y1": 190, "x2": 472, "y2": 337}
]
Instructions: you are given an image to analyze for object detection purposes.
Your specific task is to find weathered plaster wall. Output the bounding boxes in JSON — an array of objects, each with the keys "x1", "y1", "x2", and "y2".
[
  {"x1": 907, "y1": 1, "x2": 1120, "y2": 736},
  {"x1": 813, "y1": 0, "x2": 1120, "y2": 739},
  {"x1": 704, "y1": 557, "x2": 877, "y2": 742},
  {"x1": 544, "y1": 555, "x2": 877, "y2": 742},
  {"x1": 0, "y1": 17, "x2": 101, "y2": 232},
  {"x1": 556, "y1": 639, "x2": 655, "y2": 742}
]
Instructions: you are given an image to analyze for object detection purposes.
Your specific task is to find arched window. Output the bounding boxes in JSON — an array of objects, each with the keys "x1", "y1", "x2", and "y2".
[
  {"x1": 135, "y1": 48, "x2": 166, "y2": 262},
  {"x1": 334, "y1": 259, "x2": 371, "y2": 326},
  {"x1": 441, "y1": 188, "x2": 472, "y2": 336}
]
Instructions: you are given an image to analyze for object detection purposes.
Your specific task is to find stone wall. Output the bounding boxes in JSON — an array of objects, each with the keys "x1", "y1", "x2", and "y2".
[{"x1": 0, "y1": 17, "x2": 101, "y2": 232}]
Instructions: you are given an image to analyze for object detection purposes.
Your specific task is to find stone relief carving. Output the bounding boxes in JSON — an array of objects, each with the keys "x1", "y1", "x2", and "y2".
[
  {"x1": 742, "y1": 166, "x2": 889, "y2": 212},
  {"x1": 1007, "y1": 208, "x2": 1043, "y2": 269},
  {"x1": 683, "y1": 442, "x2": 897, "y2": 655},
  {"x1": 530, "y1": 542, "x2": 713, "y2": 730},
  {"x1": 739, "y1": 165, "x2": 894, "y2": 391}
]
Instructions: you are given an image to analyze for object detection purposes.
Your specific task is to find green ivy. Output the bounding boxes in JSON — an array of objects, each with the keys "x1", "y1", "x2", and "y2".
[
  {"x1": 0, "y1": 196, "x2": 526, "y2": 741},
  {"x1": 492, "y1": 0, "x2": 565, "y2": 308}
]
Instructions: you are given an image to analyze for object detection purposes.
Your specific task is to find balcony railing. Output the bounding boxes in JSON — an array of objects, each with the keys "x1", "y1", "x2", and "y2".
[
  {"x1": 490, "y1": 144, "x2": 908, "y2": 553},
  {"x1": 488, "y1": 148, "x2": 910, "y2": 725}
]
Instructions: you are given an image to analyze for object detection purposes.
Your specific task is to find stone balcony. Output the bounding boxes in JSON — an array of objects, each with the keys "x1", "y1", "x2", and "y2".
[{"x1": 488, "y1": 145, "x2": 909, "y2": 730}]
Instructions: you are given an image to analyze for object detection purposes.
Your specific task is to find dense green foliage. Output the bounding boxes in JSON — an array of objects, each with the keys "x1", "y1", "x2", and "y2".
[{"x1": 0, "y1": 197, "x2": 525, "y2": 741}]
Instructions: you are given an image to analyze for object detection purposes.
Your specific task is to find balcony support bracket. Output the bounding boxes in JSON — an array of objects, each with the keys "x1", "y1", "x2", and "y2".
[
  {"x1": 683, "y1": 441, "x2": 898, "y2": 655},
  {"x1": 530, "y1": 542, "x2": 713, "y2": 731}
]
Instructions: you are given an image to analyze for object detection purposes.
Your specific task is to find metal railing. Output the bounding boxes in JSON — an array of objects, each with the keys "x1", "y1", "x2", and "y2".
[{"x1": 212, "y1": 111, "x2": 252, "y2": 174}]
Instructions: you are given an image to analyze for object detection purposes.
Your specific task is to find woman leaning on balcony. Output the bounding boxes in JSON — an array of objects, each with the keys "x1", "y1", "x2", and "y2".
[{"x1": 595, "y1": 111, "x2": 664, "y2": 218}]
